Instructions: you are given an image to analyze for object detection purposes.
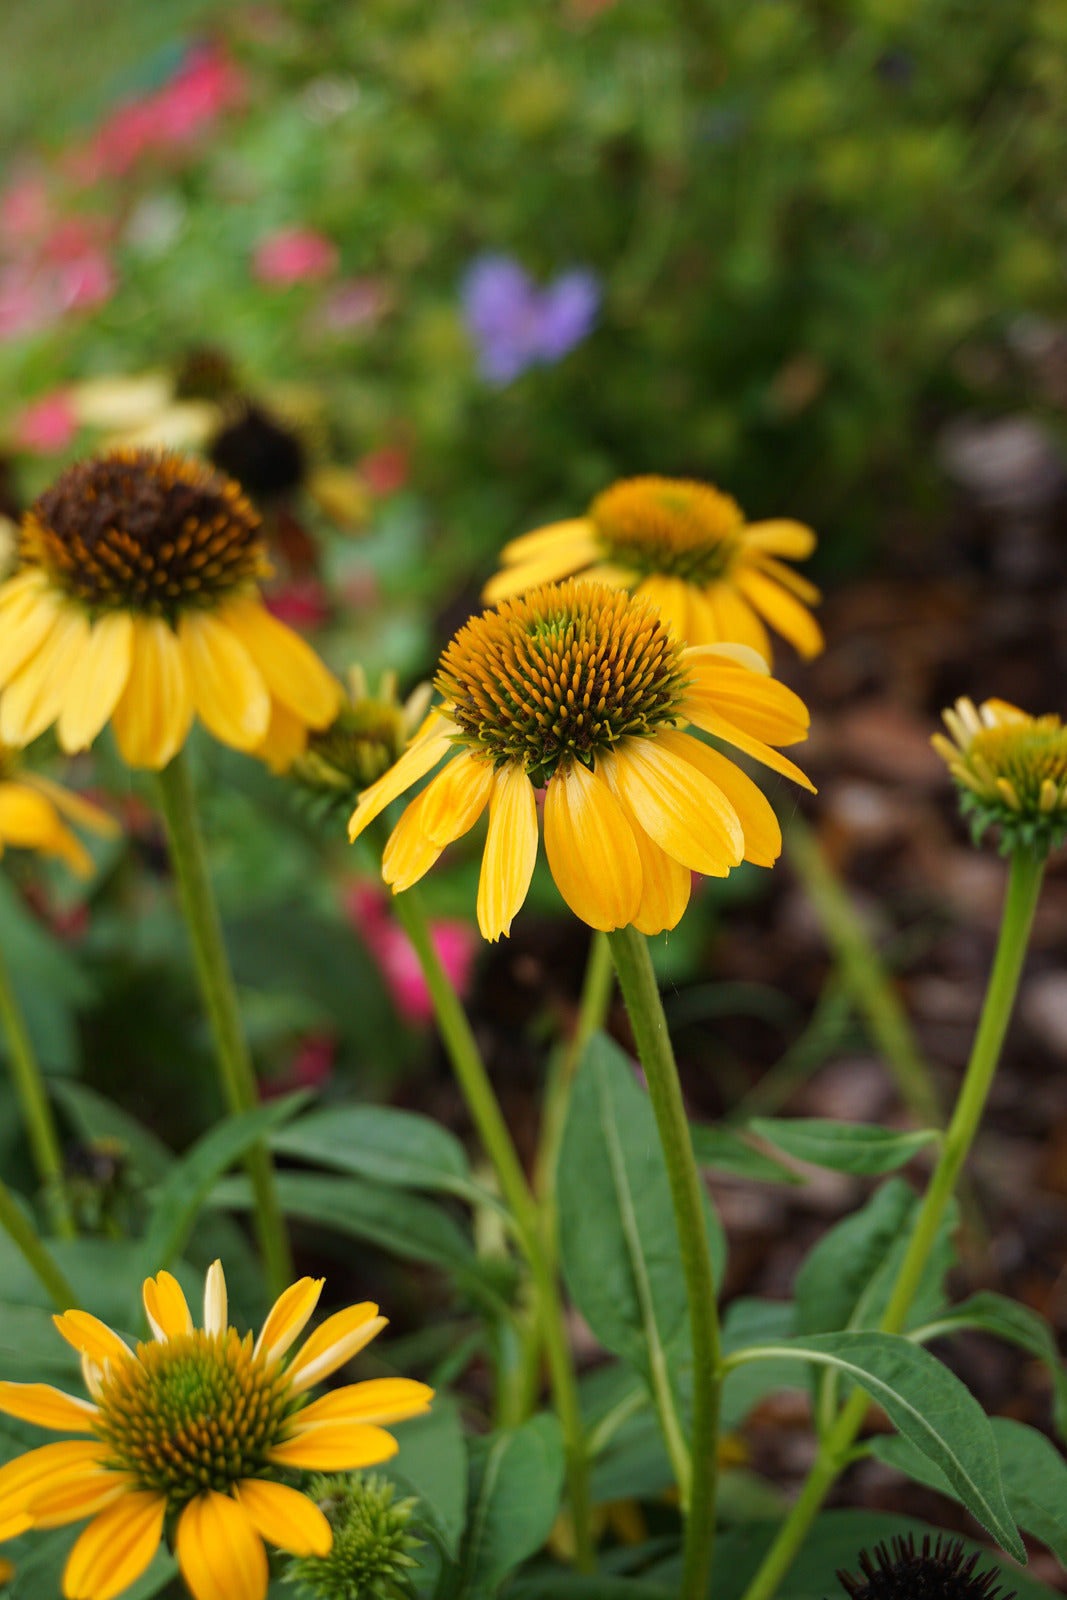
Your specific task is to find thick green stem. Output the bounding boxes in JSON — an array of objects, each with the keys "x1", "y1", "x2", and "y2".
[
  {"x1": 739, "y1": 845, "x2": 1046, "y2": 1600},
  {"x1": 607, "y1": 926, "x2": 721, "y2": 1600},
  {"x1": 0, "y1": 1174, "x2": 77, "y2": 1308},
  {"x1": 0, "y1": 932, "x2": 75, "y2": 1237},
  {"x1": 156, "y1": 750, "x2": 292, "y2": 1298},
  {"x1": 392, "y1": 888, "x2": 594, "y2": 1571}
]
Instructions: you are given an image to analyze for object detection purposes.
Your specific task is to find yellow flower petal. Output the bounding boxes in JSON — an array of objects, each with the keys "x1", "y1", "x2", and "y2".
[
  {"x1": 609, "y1": 735, "x2": 744, "y2": 877},
  {"x1": 21, "y1": 774, "x2": 119, "y2": 840},
  {"x1": 52, "y1": 1312, "x2": 131, "y2": 1370},
  {"x1": 753, "y1": 553, "x2": 821, "y2": 606},
  {"x1": 0, "y1": 784, "x2": 65, "y2": 852},
  {"x1": 598, "y1": 749, "x2": 691, "y2": 934},
  {"x1": 253, "y1": 1277, "x2": 324, "y2": 1367},
  {"x1": 269, "y1": 1421, "x2": 399, "y2": 1472},
  {"x1": 177, "y1": 610, "x2": 271, "y2": 752},
  {"x1": 31, "y1": 1471, "x2": 133, "y2": 1530},
  {"x1": 0, "y1": 1441, "x2": 109, "y2": 1514},
  {"x1": 217, "y1": 597, "x2": 342, "y2": 728},
  {"x1": 543, "y1": 758, "x2": 642, "y2": 931},
  {"x1": 742, "y1": 518, "x2": 817, "y2": 559},
  {"x1": 483, "y1": 538, "x2": 597, "y2": 605},
  {"x1": 142, "y1": 1271, "x2": 193, "y2": 1341},
  {"x1": 656, "y1": 729, "x2": 781, "y2": 867},
  {"x1": 203, "y1": 1261, "x2": 228, "y2": 1338},
  {"x1": 347, "y1": 717, "x2": 456, "y2": 841},
  {"x1": 633, "y1": 575, "x2": 692, "y2": 645},
  {"x1": 683, "y1": 704, "x2": 815, "y2": 791},
  {"x1": 498, "y1": 517, "x2": 597, "y2": 564},
  {"x1": 0, "y1": 1383, "x2": 96, "y2": 1434},
  {"x1": 477, "y1": 761, "x2": 538, "y2": 942},
  {"x1": 703, "y1": 583, "x2": 771, "y2": 662},
  {"x1": 417, "y1": 749, "x2": 495, "y2": 848},
  {"x1": 381, "y1": 789, "x2": 443, "y2": 894},
  {"x1": 63, "y1": 1492, "x2": 166, "y2": 1600},
  {"x1": 110, "y1": 616, "x2": 193, "y2": 770},
  {"x1": 293, "y1": 1377, "x2": 434, "y2": 1428},
  {"x1": 0, "y1": 606, "x2": 90, "y2": 746},
  {"x1": 736, "y1": 567, "x2": 824, "y2": 659},
  {"x1": 176, "y1": 1491, "x2": 267, "y2": 1600},
  {"x1": 682, "y1": 657, "x2": 810, "y2": 746},
  {"x1": 286, "y1": 1305, "x2": 386, "y2": 1395},
  {"x1": 55, "y1": 612, "x2": 134, "y2": 753},
  {"x1": 0, "y1": 573, "x2": 62, "y2": 687},
  {"x1": 251, "y1": 699, "x2": 308, "y2": 774},
  {"x1": 0, "y1": 1511, "x2": 32, "y2": 1541},
  {"x1": 233, "y1": 1480, "x2": 332, "y2": 1557}
]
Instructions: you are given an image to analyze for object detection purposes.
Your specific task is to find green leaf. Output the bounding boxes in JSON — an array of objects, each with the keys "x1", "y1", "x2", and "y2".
[
  {"x1": 442, "y1": 1415, "x2": 564, "y2": 1600},
  {"x1": 720, "y1": 1299, "x2": 803, "y2": 1429},
  {"x1": 727, "y1": 1331, "x2": 1023, "y2": 1560},
  {"x1": 50, "y1": 1080, "x2": 174, "y2": 1183},
  {"x1": 272, "y1": 1104, "x2": 485, "y2": 1202},
  {"x1": 507, "y1": 1579, "x2": 675, "y2": 1599},
  {"x1": 873, "y1": 1417, "x2": 1067, "y2": 1569},
  {"x1": 383, "y1": 1396, "x2": 467, "y2": 1561},
  {"x1": 0, "y1": 1302, "x2": 81, "y2": 1378},
  {"x1": 749, "y1": 1118, "x2": 939, "y2": 1176},
  {"x1": 558, "y1": 1033, "x2": 726, "y2": 1389},
  {"x1": 913, "y1": 1291, "x2": 1067, "y2": 1441},
  {"x1": 136, "y1": 1093, "x2": 309, "y2": 1279},
  {"x1": 690, "y1": 1124, "x2": 801, "y2": 1183}
]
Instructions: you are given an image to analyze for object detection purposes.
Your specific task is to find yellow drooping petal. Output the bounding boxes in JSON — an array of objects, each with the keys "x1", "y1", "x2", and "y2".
[
  {"x1": 22, "y1": 774, "x2": 119, "y2": 840},
  {"x1": 543, "y1": 758, "x2": 642, "y2": 931},
  {"x1": 286, "y1": 1305, "x2": 386, "y2": 1395},
  {"x1": 217, "y1": 597, "x2": 342, "y2": 728},
  {"x1": 498, "y1": 517, "x2": 597, "y2": 565},
  {"x1": 483, "y1": 537, "x2": 599, "y2": 605},
  {"x1": 178, "y1": 610, "x2": 271, "y2": 752},
  {"x1": 110, "y1": 616, "x2": 193, "y2": 770},
  {"x1": 381, "y1": 790, "x2": 443, "y2": 894},
  {"x1": 32, "y1": 1471, "x2": 132, "y2": 1530},
  {"x1": 52, "y1": 1312, "x2": 131, "y2": 1370},
  {"x1": 477, "y1": 761, "x2": 539, "y2": 942},
  {"x1": 56, "y1": 612, "x2": 134, "y2": 753},
  {"x1": 657, "y1": 730, "x2": 781, "y2": 867},
  {"x1": 293, "y1": 1377, "x2": 434, "y2": 1428},
  {"x1": 176, "y1": 1491, "x2": 268, "y2": 1600},
  {"x1": 417, "y1": 749, "x2": 495, "y2": 848},
  {"x1": 347, "y1": 717, "x2": 456, "y2": 841},
  {"x1": 0, "y1": 605, "x2": 91, "y2": 746},
  {"x1": 0, "y1": 573, "x2": 63, "y2": 687},
  {"x1": 633, "y1": 575, "x2": 692, "y2": 646},
  {"x1": 63, "y1": 1491, "x2": 167, "y2": 1600},
  {"x1": 233, "y1": 1480, "x2": 332, "y2": 1557},
  {"x1": 251, "y1": 700, "x2": 308, "y2": 774},
  {"x1": 0, "y1": 1440, "x2": 108, "y2": 1511},
  {"x1": 0, "y1": 1383, "x2": 96, "y2": 1434},
  {"x1": 0, "y1": 785, "x2": 68, "y2": 855},
  {"x1": 142, "y1": 1271, "x2": 193, "y2": 1341},
  {"x1": 742, "y1": 518, "x2": 817, "y2": 559},
  {"x1": 703, "y1": 583, "x2": 771, "y2": 662},
  {"x1": 754, "y1": 553, "x2": 822, "y2": 606},
  {"x1": 736, "y1": 567, "x2": 824, "y2": 659},
  {"x1": 598, "y1": 749, "x2": 692, "y2": 935},
  {"x1": 683, "y1": 705, "x2": 815, "y2": 791},
  {"x1": 609, "y1": 734, "x2": 744, "y2": 877},
  {"x1": 253, "y1": 1277, "x2": 324, "y2": 1367},
  {"x1": 682, "y1": 656, "x2": 810, "y2": 746},
  {"x1": 269, "y1": 1421, "x2": 399, "y2": 1472}
]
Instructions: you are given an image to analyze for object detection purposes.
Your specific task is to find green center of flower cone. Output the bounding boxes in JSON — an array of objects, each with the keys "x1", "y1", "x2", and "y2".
[
  {"x1": 94, "y1": 1330, "x2": 294, "y2": 1501},
  {"x1": 436, "y1": 579, "x2": 689, "y2": 786},
  {"x1": 22, "y1": 450, "x2": 268, "y2": 618},
  {"x1": 590, "y1": 476, "x2": 745, "y2": 585},
  {"x1": 967, "y1": 719, "x2": 1067, "y2": 811}
]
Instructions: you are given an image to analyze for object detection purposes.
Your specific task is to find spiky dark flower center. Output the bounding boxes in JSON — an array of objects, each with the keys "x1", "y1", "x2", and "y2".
[
  {"x1": 590, "y1": 476, "x2": 746, "y2": 586},
  {"x1": 210, "y1": 405, "x2": 307, "y2": 502},
  {"x1": 436, "y1": 579, "x2": 690, "y2": 785},
  {"x1": 834, "y1": 1535, "x2": 1012, "y2": 1600},
  {"x1": 21, "y1": 450, "x2": 268, "y2": 617},
  {"x1": 93, "y1": 1330, "x2": 295, "y2": 1502}
]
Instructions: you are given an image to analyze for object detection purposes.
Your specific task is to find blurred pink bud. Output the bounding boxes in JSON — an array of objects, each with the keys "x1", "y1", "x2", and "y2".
[
  {"x1": 321, "y1": 276, "x2": 390, "y2": 331},
  {"x1": 264, "y1": 1030, "x2": 335, "y2": 1098},
  {"x1": 0, "y1": 175, "x2": 53, "y2": 246},
  {"x1": 359, "y1": 445, "x2": 408, "y2": 497},
  {"x1": 253, "y1": 228, "x2": 338, "y2": 286},
  {"x1": 345, "y1": 883, "x2": 477, "y2": 1025},
  {"x1": 265, "y1": 577, "x2": 332, "y2": 631},
  {"x1": 57, "y1": 249, "x2": 115, "y2": 311},
  {"x1": 12, "y1": 391, "x2": 78, "y2": 454}
]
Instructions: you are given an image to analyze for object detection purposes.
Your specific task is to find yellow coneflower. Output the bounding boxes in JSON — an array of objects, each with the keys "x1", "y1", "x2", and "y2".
[
  {"x1": 0, "y1": 451, "x2": 343, "y2": 772},
  {"x1": 0, "y1": 751, "x2": 117, "y2": 876},
  {"x1": 483, "y1": 476, "x2": 824, "y2": 662},
  {"x1": 933, "y1": 695, "x2": 1067, "y2": 855},
  {"x1": 349, "y1": 579, "x2": 813, "y2": 941},
  {"x1": 0, "y1": 1262, "x2": 432, "y2": 1600}
]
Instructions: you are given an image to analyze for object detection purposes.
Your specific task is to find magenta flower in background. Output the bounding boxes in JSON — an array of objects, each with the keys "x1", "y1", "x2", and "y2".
[
  {"x1": 345, "y1": 883, "x2": 477, "y2": 1026},
  {"x1": 461, "y1": 253, "x2": 600, "y2": 384},
  {"x1": 11, "y1": 390, "x2": 78, "y2": 454},
  {"x1": 253, "y1": 227, "x2": 339, "y2": 286}
]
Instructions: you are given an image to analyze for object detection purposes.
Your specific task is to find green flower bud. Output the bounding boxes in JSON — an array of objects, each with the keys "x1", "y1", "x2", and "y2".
[{"x1": 285, "y1": 1473, "x2": 424, "y2": 1600}]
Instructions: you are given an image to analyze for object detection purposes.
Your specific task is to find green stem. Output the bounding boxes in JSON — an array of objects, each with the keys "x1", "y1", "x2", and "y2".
[
  {"x1": 0, "y1": 931, "x2": 75, "y2": 1238},
  {"x1": 0, "y1": 1173, "x2": 77, "y2": 1308},
  {"x1": 739, "y1": 844, "x2": 1046, "y2": 1600},
  {"x1": 785, "y1": 816, "x2": 942, "y2": 1127},
  {"x1": 155, "y1": 750, "x2": 292, "y2": 1298},
  {"x1": 607, "y1": 926, "x2": 721, "y2": 1600},
  {"x1": 392, "y1": 887, "x2": 594, "y2": 1571}
]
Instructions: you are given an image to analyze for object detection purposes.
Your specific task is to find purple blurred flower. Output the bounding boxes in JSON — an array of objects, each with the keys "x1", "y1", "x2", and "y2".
[{"x1": 461, "y1": 254, "x2": 599, "y2": 384}]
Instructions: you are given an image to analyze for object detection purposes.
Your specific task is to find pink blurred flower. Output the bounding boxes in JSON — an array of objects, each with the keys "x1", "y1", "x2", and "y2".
[
  {"x1": 12, "y1": 390, "x2": 78, "y2": 454},
  {"x1": 0, "y1": 174, "x2": 54, "y2": 247},
  {"x1": 264, "y1": 1031, "x2": 336, "y2": 1098},
  {"x1": 359, "y1": 445, "x2": 408, "y2": 497},
  {"x1": 253, "y1": 228, "x2": 339, "y2": 287},
  {"x1": 320, "y1": 276, "x2": 390, "y2": 331},
  {"x1": 265, "y1": 577, "x2": 332, "y2": 632},
  {"x1": 345, "y1": 883, "x2": 477, "y2": 1026}
]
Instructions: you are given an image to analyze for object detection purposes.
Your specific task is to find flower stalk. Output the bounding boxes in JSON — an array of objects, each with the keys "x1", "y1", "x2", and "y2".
[
  {"x1": 738, "y1": 843, "x2": 1047, "y2": 1600},
  {"x1": 0, "y1": 930, "x2": 75, "y2": 1237},
  {"x1": 391, "y1": 886, "x2": 594, "y2": 1571},
  {"x1": 155, "y1": 749, "x2": 292, "y2": 1297},
  {"x1": 607, "y1": 925, "x2": 721, "y2": 1600},
  {"x1": 0, "y1": 1170, "x2": 77, "y2": 1307}
]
